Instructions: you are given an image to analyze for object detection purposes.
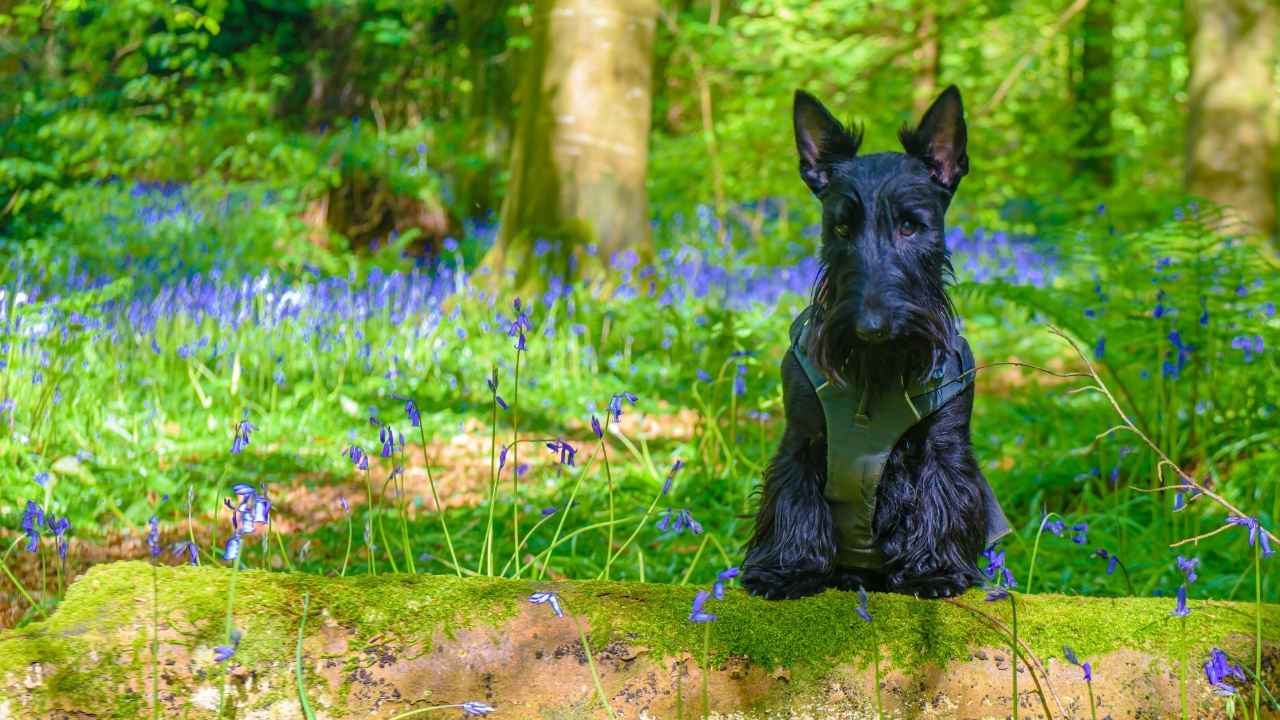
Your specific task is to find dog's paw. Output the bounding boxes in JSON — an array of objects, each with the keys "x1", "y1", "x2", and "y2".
[
  {"x1": 890, "y1": 572, "x2": 972, "y2": 599},
  {"x1": 741, "y1": 566, "x2": 829, "y2": 600}
]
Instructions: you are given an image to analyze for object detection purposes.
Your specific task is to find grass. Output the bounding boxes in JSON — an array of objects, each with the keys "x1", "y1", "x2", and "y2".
[{"x1": 0, "y1": 192, "x2": 1275, "y2": 714}]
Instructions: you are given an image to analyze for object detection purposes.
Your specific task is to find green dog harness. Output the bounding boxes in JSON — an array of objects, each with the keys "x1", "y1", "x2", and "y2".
[{"x1": 790, "y1": 307, "x2": 1011, "y2": 570}]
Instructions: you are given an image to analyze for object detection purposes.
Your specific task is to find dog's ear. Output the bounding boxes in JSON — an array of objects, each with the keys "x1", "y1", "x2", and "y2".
[
  {"x1": 794, "y1": 90, "x2": 861, "y2": 196},
  {"x1": 899, "y1": 85, "x2": 969, "y2": 192}
]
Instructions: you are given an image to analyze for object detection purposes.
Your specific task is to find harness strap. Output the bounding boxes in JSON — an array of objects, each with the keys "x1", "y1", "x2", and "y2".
[{"x1": 789, "y1": 306, "x2": 1011, "y2": 570}]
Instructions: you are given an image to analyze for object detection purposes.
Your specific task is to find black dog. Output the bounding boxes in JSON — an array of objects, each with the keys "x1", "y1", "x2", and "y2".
[{"x1": 741, "y1": 86, "x2": 1009, "y2": 600}]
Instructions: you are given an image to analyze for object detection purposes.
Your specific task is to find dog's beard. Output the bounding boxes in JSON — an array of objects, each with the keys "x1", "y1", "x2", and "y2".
[{"x1": 806, "y1": 264, "x2": 956, "y2": 394}]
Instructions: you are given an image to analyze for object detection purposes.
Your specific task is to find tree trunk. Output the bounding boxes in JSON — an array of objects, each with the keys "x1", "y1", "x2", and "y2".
[
  {"x1": 1074, "y1": 0, "x2": 1114, "y2": 186},
  {"x1": 3, "y1": 562, "x2": 1278, "y2": 719},
  {"x1": 485, "y1": 0, "x2": 658, "y2": 291},
  {"x1": 1185, "y1": 0, "x2": 1278, "y2": 242},
  {"x1": 913, "y1": 6, "x2": 940, "y2": 118}
]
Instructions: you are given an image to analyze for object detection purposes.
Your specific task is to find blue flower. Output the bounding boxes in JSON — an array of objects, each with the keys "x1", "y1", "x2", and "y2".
[
  {"x1": 1071, "y1": 523, "x2": 1088, "y2": 545},
  {"x1": 855, "y1": 586, "x2": 872, "y2": 623},
  {"x1": 46, "y1": 515, "x2": 70, "y2": 559},
  {"x1": 224, "y1": 534, "x2": 242, "y2": 562},
  {"x1": 540, "y1": 506, "x2": 557, "y2": 517},
  {"x1": 591, "y1": 415, "x2": 603, "y2": 439},
  {"x1": 20, "y1": 501, "x2": 43, "y2": 552},
  {"x1": 1226, "y1": 515, "x2": 1274, "y2": 558},
  {"x1": 230, "y1": 413, "x2": 254, "y2": 454},
  {"x1": 1171, "y1": 584, "x2": 1190, "y2": 618},
  {"x1": 1063, "y1": 646, "x2": 1092, "y2": 682},
  {"x1": 528, "y1": 590, "x2": 564, "y2": 618},
  {"x1": 33, "y1": 471, "x2": 49, "y2": 488},
  {"x1": 1093, "y1": 548, "x2": 1118, "y2": 575},
  {"x1": 607, "y1": 391, "x2": 638, "y2": 421},
  {"x1": 1203, "y1": 647, "x2": 1246, "y2": 696},
  {"x1": 213, "y1": 629, "x2": 242, "y2": 663},
  {"x1": 662, "y1": 459, "x2": 683, "y2": 496},
  {"x1": 1177, "y1": 556, "x2": 1199, "y2": 584},
  {"x1": 461, "y1": 701, "x2": 496, "y2": 717},
  {"x1": 392, "y1": 395, "x2": 421, "y2": 428},
  {"x1": 171, "y1": 540, "x2": 199, "y2": 566},
  {"x1": 1043, "y1": 517, "x2": 1066, "y2": 536},
  {"x1": 345, "y1": 445, "x2": 369, "y2": 471},
  {"x1": 146, "y1": 516, "x2": 161, "y2": 558},
  {"x1": 689, "y1": 590, "x2": 716, "y2": 623},
  {"x1": 545, "y1": 439, "x2": 577, "y2": 466},
  {"x1": 712, "y1": 566, "x2": 739, "y2": 599}
]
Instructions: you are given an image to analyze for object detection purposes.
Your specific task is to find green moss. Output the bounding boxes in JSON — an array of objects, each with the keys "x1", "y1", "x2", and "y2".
[{"x1": 1, "y1": 561, "x2": 1277, "y2": 716}]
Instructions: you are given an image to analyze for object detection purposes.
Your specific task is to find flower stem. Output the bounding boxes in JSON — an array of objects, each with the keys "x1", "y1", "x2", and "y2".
[
  {"x1": 1026, "y1": 512, "x2": 1062, "y2": 594},
  {"x1": 601, "y1": 415, "x2": 617, "y2": 581},
  {"x1": 295, "y1": 592, "x2": 317, "y2": 720},
  {"x1": 363, "y1": 467, "x2": 378, "y2": 576},
  {"x1": 0, "y1": 536, "x2": 46, "y2": 618},
  {"x1": 511, "y1": 349, "x2": 522, "y2": 578},
  {"x1": 1255, "y1": 540, "x2": 1262, "y2": 719},
  {"x1": 575, "y1": 616, "x2": 617, "y2": 719},
  {"x1": 701, "y1": 620, "x2": 711, "y2": 718},
  {"x1": 416, "y1": 422, "x2": 460, "y2": 576},
  {"x1": 1179, "y1": 613, "x2": 1188, "y2": 720},
  {"x1": 872, "y1": 623, "x2": 882, "y2": 719},
  {"x1": 1010, "y1": 593, "x2": 1019, "y2": 720},
  {"x1": 151, "y1": 562, "x2": 160, "y2": 720},
  {"x1": 481, "y1": 369, "x2": 499, "y2": 576},
  {"x1": 216, "y1": 553, "x2": 241, "y2": 718},
  {"x1": 1086, "y1": 678, "x2": 1097, "y2": 720},
  {"x1": 340, "y1": 514, "x2": 353, "y2": 577}
]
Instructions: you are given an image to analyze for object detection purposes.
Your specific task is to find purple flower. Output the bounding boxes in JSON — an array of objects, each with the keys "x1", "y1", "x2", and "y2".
[
  {"x1": 1094, "y1": 548, "x2": 1118, "y2": 575},
  {"x1": 379, "y1": 424, "x2": 396, "y2": 458},
  {"x1": 33, "y1": 471, "x2": 49, "y2": 488},
  {"x1": 1171, "y1": 584, "x2": 1190, "y2": 617},
  {"x1": 231, "y1": 483, "x2": 255, "y2": 497},
  {"x1": 1071, "y1": 523, "x2": 1088, "y2": 545},
  {"x1": 394, "y1": 395, "x2": 421, "y2": 428},
  {"x1": 1177, "y1": 556, "x2": 1199, "y2": 584},
  {"x1": 1043, "y1": 516, "x2": 1065, "y2": 537},
  {"x1": 213, "y1": 629, "x2": 242, "y2": 663},
  {"x1": 344, "y1": 445, "x2": 369, "y2": 471},
  {"x1": 984, "y1": 586, "x2": 1010, "y2": 602},
  {"x1": 171, "y1": 540, "x2": 199, "y2": 566},
  {"x1": 855, "y1": 585, "x2": 873, "y2": 623},
  {"x1": 338, "y1": 496, "x2": 350, "y2": 514},
  {"x1": 495, "y1": 395, "x2": 508, "y2": 411},
  {"x1": 1226, "y1": 515, "x2": 1274, "y2": 558},
  {"x1": 591, "y1": 415, "x2": 603, "y2": 439},
  {"x1": 498, "y1": 445, "x2": 509, "y2": 471},
  {"x1": 461, "y1": 701, "x2": 496, "y2": 717},
  {"x1": 528, "y1": 590, "x2": 564, "y2": 618},
  {"x1": 540, "y1": 506, "x2": 557, "y2": 517},
  {"x1": 1082, "y1": 662, "x2": 1092, "y2": 682},
  {"x1": 689, "y1": 590, "x2": 716, "y2": 623},
  {"x1": 146, "y1": 516, "x2": 161, "y2": 558},
  {"x1": 1063, "y1": 646, "x2": 1092, "y2": 682},
  {"x1": 1203, "y1": 647, "x2": 1246, "y2": 696},
  {"x1": 46, "y1": 516, "x2": 70, "y2": 559},
  {"x1": 545, "y1": 438, "x2": 576, "y2": 466},
  {"x1": 223, "y1": 534, "x2": 242, "y2": 562},
  {"x1": 712, "y1": 566, "x2": 739, "y2": 599},
  {"x1": 662, "y1": 459, "x2": 684, "y2": 496},
  {"x1": 1173, "y1": 492, "x2": 1185, "y2": 511},
  {"x1": 607, "y1": 391, "x2": 638, "y2": 421},
  {"x1": 230, "y1": 414, "x2": 254, "y2": 454},
  {"x1": 696, "y1": 369, "x2": 711, "y2": 383},
  {"x1": 20, "y1": 500, "x2": 43, "y2": 552}
]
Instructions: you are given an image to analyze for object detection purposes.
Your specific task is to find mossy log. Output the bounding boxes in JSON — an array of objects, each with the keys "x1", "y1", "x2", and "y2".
[{"x1": 0, "y1": 562, "x2": 1276, "y2": 719}]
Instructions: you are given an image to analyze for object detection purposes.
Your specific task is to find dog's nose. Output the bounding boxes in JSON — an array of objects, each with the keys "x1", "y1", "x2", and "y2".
[{"x1": 856, "y1": 313, "x2": 890, "y2": 343}]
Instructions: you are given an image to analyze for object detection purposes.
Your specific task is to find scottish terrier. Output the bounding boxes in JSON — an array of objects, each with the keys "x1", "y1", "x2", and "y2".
[{"x1": 740, "y1": 86, "x2": 1010, "y2": 600}]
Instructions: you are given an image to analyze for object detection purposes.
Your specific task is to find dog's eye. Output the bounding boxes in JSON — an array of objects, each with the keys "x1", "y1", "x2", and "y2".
[
  {"x1": 833, "y1": 224, "x2": 851, "y2": 238},
  {"x1": 898, "y1": 219, "x2": 919, "y2": 237}
]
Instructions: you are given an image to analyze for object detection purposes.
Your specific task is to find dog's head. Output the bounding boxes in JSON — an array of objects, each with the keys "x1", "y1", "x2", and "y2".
[{"x1": 794, "y1": 86, "x2": 968, "y2": 387}]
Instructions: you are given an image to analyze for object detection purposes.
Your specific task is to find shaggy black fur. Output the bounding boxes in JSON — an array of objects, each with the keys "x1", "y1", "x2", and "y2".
[{"x1": 741, "y1": 86, "x2": 990, "y2": 600}]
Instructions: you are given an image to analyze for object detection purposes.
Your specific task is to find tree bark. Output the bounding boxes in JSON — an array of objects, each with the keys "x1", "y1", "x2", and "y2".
[
  {"x1": 1074, "y1": 0, "x2": 1114, "y2": 186},
  {"x1": 485, "y1": 0, "x2": 658, "y2": 291},
  {"x1": 1185, "y1": 0, "x2": 1278, "y2": 242},
  {"x1": 913, "y1": 6, "x2": 940, "y2": 118}
]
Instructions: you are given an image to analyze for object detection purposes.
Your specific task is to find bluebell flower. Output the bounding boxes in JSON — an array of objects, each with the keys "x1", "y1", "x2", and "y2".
[
  {"x1": 1171, "y1": 584, "x2": 1190, "y2": 618},
  {"x1": 171, "y1": 540, "x2": 199, "y2": 566},
  {"x1": 33, "y1": 471, "x2": 49, "y2": 488},
  {"x1": 19, "y1": 500, "x2": 44, "y2": 552},
  {"x1": 379, "y1": 424, "x2": 396, "y2": 458},
  {"x1": 712, "y1": 566, "x2": 739, "y2": 599},
  {"x1": 46, "y1": 515, "x2": 69, "y2": 559},
  {"x1": 662, "y1": 459, "x2": 684, "y2": 496},
  {"x1": 689, "y1": 590, "x2": 716, "y2": 623},
  {"x1": 591, "y1": 415, "x2": 603, "y2": 439},
  {"x1": 855, "y1": 585, "x2": 872, "y2": 623},
  {"x1": 338, "y1": 496, "x2": 350, "y2": 514},
  {"x1": 1071, "y1": 523, "x2": 1088, "y2": 545},
  {"x1": 1093, "y1": 336, "x2": 1105, "y2": 360},
  {"x1": 496, "y1": 395, "x2": 508, "y2": 411},
  {"x1": 498, "y1": 445, "x2": 509, "y2": 471},
  {"x1": 345, "y1": 445, "x2": 370, "y2": 471},
  {"x1": 528, "y1": 590, "x2": 564, "y2": 618},
  {"x1": 1173, "y1": 492, "x2": 1185, "y2": 511},
  {"x1": 224, "y1": 534, "x2": 242, "y2": 562},
  {"x1": 1093, "y1": 548, "x2": 1118, "y2": 575},
  {"x1": 1063, "y1": 646, "x2": 1092, "y2": 682},
  {"x1": 984, "y1": 586, "x2": 1009, "y2": 602},
  {"x1": 696, "y1": 369, "x2": 711, "y2": 383},
  {"x1": 540, "y1": 506, "x2": 557, "y2": 517},
  {"x1": 734, "y1": 364, "x2": 747, "y2": 396},
  {"x1": 1176, "y1": 556, "x2": 1199, "y2": 584},
  {"x1": 146, "y1": 516, "x2": 161, "y2": 558},
  {"x1": 1043, "y1": 517, "x2": 1066, "y2": 536},
  {"x1": 1203, "y1": 647, "x2": 1246, "y2": 696},
  {"x1": 213, "y1": 629, "x2": 242, "y2": 663},
  {"x1": 1225, "y1": 515, "x2": 1274, "y2": 557},
  {"x1": 607, "y1": 391, "x2": 638, "y2": 420},
  {"x1": 230, "y1": 413, "x2": 254, "y2": 454},
  {"x1": 545, "y1": 439, "x2": 577, "y2": 466},
  {"x1": 392, "y1": 395, "x2": 421, "y2": 428},
  {"x1": 461, "y1": 700, "x2": 496, "y2": 717}
]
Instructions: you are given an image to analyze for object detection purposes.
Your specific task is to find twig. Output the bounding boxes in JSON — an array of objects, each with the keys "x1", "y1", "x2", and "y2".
[
  {"x1": 981, "y1": 0, "x2": 1091, "y2": 115},
  {"x1": 947, "y1": 598, "x2": 1065, "y2": 719}
]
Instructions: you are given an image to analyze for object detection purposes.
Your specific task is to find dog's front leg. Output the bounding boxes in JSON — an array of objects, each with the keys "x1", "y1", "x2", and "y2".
[
  {"x1": 883, "y1": 386, "x2": 989, "y2": 598},
  {"x1": 741, "y1": 352, "x2": 836, "y2": 600}
]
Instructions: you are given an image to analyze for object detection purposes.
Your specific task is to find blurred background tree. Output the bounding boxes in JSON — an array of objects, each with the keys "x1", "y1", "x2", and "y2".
[{"x1": 0, "y1": 0, "x2": 1276, "y2": 269}]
